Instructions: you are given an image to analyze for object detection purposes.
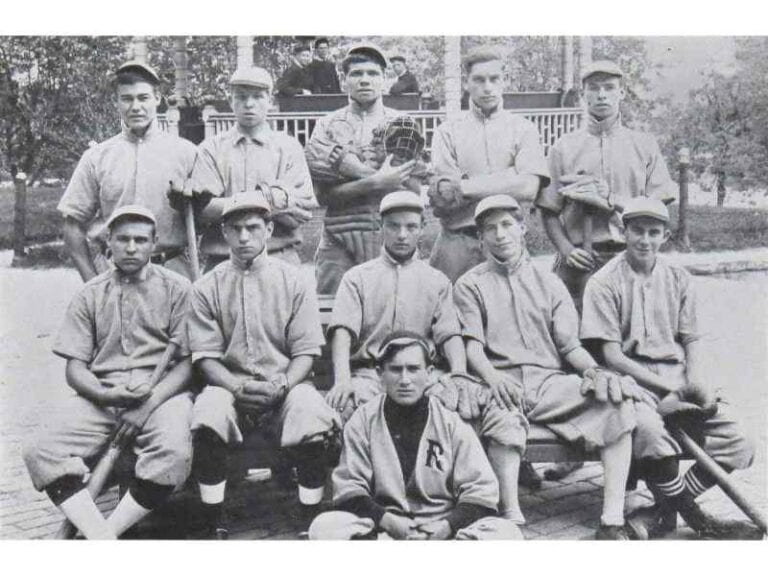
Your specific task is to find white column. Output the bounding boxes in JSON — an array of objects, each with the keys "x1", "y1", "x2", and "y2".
[
  {"x1": 444, "y1": 36, "x2": 462, "y2": 120},
  {"x1": 130, "y1": 36, "x2": 148, "y2": 63},
  {"x1": 561, "y1": 36, "x2": 574, "y2": 93},
  {"x1": 173, "y1": 37, "x2": 189, "y2": 100},
  {"x1": 237, "y1": 36, "x2": 253, "y2": 69}
]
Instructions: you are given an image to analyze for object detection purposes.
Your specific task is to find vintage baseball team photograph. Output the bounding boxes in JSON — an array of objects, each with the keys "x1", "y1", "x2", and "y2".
[{"x1": 1, "y1": 6, "x2": 766, "y2": 562}]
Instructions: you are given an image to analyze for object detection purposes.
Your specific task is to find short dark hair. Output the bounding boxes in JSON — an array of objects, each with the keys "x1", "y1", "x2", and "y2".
[
  {"x1": 377, "y1": 330, "x2": 430, "y2": 368},
  {"x1": 462, "y1": 46, "x2": 504, "y2": 75},
  {"x1": 294, "y1": 44, "x2": 311, "y2": 56},
  {"x1": 390, "y1": 55, "x2": 406, "y2": 64},
  {"x1": 222, "y1": 208, "x2": 272, "y2": 226},
  {"x1": 314, "y1": 37, "x2": 330, "y2": 49}
]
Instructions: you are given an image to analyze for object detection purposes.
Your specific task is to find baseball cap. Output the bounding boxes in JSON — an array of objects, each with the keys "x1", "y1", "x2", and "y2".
[
  {"x1": 581, "y1": 60, "x2": 624, "y2": 83},
  {"x1": 390, "y1": 55, "x2": 406, "y2": 64},
  {"x1": 379, "y1": 191, "x2": 424, "y2": 216},
  {"x1": 229, "y1": 66, "x2": 273, "y2": 91},
  {"x1": 621, "y1": 197, "x2": 670, "y2": 225},
  {"x1": 221, "y1": 191, "x2": 272, "y2": 221},
  {"x1": 343, "y1": 43, "x2": 388, "y2": 70},
  {"x1": 115, "y1": 61, "x2": 161, "y2": 85},
  {"x1": 474, "y1": 194, "x2": 522, "y2": 223},
  {"x1": 106, "y1": 204, "x2": 157, "y2": 229},
  {"x1": 377, "y1": 331, "x2": 433, "y2": 365}
]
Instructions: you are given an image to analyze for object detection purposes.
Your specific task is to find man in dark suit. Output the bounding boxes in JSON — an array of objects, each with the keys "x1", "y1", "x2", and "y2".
[
  {"x1": 277, "y1": 45, "x2": 315, "y2": 96},
  {"x1": 389, "y1": 56, "x2": 419, "y2": 95},
  {"x1": 310, "y1": 37, "x2": 341, "y2": 94}
]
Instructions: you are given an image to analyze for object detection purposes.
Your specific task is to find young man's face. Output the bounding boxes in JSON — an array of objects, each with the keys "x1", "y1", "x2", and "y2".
[
  {"x1": 345, "y1": 60, "x2": 384, "y2": 105},
  {"x1": 315, "y1": 43, "x2": 329, "y2": 59},
  {"x1": 117, "y1": 81, "x2": 159, "y2": 133},
  {"x1": 467, "y1": 59, "x2": 505, "y2": 114},
  {"x1": 108, "y1": 219, "x2": 157, "y2": 275},
  {"x1": 222, "y1": 212, "x2": 273, "y2": 262},
  {"x1": 624, "y1": 216, "x2": 670, "y2": 268},
  {"x1": 480, "y1": 209, "x2": 526, "y2": 263},
  {"x1": 382, "y1": 210, "x2": 423, "y2": 260},
  {"x1": 297, "y1": 50, "x2": 312, "y2": 67},
  {"x1": 583, "y1": 74, "x2": 624, "y2": 120},
  {"x1": 379, "y1": 344, "x2": 432, "y2": 406},
  {"x1": 231, "y1": 85, "x2": 271, "y2": 129},
  {"x1": 392, "y1": 60, "x2": 406, "y2": 76}
]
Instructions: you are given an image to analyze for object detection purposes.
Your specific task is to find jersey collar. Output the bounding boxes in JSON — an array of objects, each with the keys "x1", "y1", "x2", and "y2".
[
  {"x1": 229, "y1": 247, "x2": 269, "y2": 272},
  {"x1": 232, "y1": 123, "x2": 273, "y2": 147},
  {"x1": 121, "y1": 117, "x2": 159, "y2": 143},
  {"x1": 587, "y1": 112, "x2": 622, "y2": 137}
]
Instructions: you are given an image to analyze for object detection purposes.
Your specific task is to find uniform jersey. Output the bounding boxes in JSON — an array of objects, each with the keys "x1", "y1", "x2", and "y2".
[
  {"x1": 192, "y1": 124, "x2": 316, "y2": 254},
  {"x1": 453, "y1": 256, "x2": 582, "y2": 370},
  {"x1": 53, "y1": 263, "x2": 191, "y2": 389},
  {"x1": 305, "y1": 99, "x2": 400, "y2": 218},
  {"x1": 328, "y1": 251, "x2": 461, "y2": 364},
  {"x1": 58, "y1": 121, "x2": 197, "y2": 253},
  {"x1": 536, "y1": 115, "x2": 677, "y2": 246},
  {"x1": 333, "y1": 395, "x2": 498, "y2": 521},
  {"x1": 187, "y1": 250, "x2": 324, "y2": 379},
  {"x1": 580, "y1": 252, "x2": 702, "y2": 363},
  {"x1": 431, "y1": 105, "x2": 549, "y2": 231}
]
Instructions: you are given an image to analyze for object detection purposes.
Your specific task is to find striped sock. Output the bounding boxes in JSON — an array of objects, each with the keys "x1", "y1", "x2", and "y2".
[
  {"x1": 684, "y1": 466, "x2": 715, "y2": 499},
  {"x1": 653, "y1": 474, "x2": 685, "y2": 498}
]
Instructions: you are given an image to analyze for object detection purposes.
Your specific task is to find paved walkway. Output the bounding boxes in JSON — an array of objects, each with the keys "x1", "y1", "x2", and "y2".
[{"x1": 1, "y1": 254, "x2": 765, "y2": 540}]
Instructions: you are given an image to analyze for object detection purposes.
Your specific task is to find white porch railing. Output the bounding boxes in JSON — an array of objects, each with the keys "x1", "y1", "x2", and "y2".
[{"x1": 158, "y1": 107, "x2": 583, "y2": 156}]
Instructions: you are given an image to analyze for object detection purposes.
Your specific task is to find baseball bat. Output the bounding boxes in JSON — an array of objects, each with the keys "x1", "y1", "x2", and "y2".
[
  {"x1": 56, "y1": 343, "x2": 179, "y2": 539},
  {"x1": 674, "y1": 427, "x2": 767, "y2": 534},
  {"x1": 182, "y1": 175, "x2": 201, "y2": 282}
]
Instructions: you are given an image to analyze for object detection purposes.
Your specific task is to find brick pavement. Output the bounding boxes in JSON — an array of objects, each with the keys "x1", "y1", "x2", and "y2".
[{"x1": 1, "y1": 264, "x2": 765, "y2": 540}]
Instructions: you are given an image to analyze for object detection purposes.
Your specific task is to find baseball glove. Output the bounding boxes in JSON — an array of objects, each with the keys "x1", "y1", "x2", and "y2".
[
  {"x1": 235, "y1": 376, "x2": 288, "y2": 414},
  {"x1": 559, "y1": 176, "x2": 614, "y2": 212},
  {"x1": 429, "y1": 373, "x2": 488, "y2": 421}
]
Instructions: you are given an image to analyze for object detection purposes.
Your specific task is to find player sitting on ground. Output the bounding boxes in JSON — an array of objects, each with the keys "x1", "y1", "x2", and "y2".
[
  {"x1": 581, "y1": 197, "x2": 757, "y2": 539},
  {"x1": 452, "y1": 194, "x2": 644, "y2": 539},
  {"x1": 187, "y1": 192, "x2": 341, "y2": 539},
  {"x1": 23, "y1": 205, "x2": 194, "y2": 539},
  {"x1": 309, "y1": 331, "x2": 523, "y2": 540}
]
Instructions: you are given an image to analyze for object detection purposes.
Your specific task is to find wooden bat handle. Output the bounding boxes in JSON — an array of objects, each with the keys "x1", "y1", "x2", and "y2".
[
  {"x1": 583, "y1": 208, "x2": 594, "y2": 253},
  {"x1": 675, "y1": 428, "x2": 766, "y2": 533},
  {"x1": 56, "y1": 343, "x2": 179, "y2": 539},
  {"x1": 184, "y1": 198, "x2": 201, "y2": 281}
]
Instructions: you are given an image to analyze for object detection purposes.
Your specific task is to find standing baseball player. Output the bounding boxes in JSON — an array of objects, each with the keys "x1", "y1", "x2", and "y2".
[
  {"x1": 58, "y1": 61, "x2": 198, "y2": 282},
  {"x1": 23, "y1": 205, "x2": 194, "y2": 539},
  {"x1": 428, "y1": 45, "x2": 549, "y2": 283},
  {"x1": 326, "y1": 191, "x2": 467, "y2": 421},
  {"x1": 453, "y1": 195, "x2": 642, "y2": 539},
  {"x1": 581, "y1": 197, "x2": 757, "y2": 539},
  {"x1": 305, "y1": 44, "x2": 418, "y2": 295},
  {"x1": 187, "y1": 192, "x2": 341, "y2": 539},
  {"x1": 536, "y1": 60, "x2": 677, "y2": 312},
  {"x1": 191, "y1": 66, "x2": 317, "y2": 270},
  {"x1": 309, "y1": 332, "x2": 523, "y2": 540}
]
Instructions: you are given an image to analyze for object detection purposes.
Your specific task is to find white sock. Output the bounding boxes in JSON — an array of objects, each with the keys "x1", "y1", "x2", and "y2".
[
  {"x1": 199, "y1": 481, "x2": 227, "y2": 504},
  {"x1": 106, "y1": 490, "x2": 152, "y2": 537},
  {"x1": 600, "y1": 513, "x2": 625, "y2": 527},
  {"x1": 298, "y1": 485, "x2": 324, "y2": 505},
  {"x1": 59, "y1": 490, "x2": 116, "y2": 540}
]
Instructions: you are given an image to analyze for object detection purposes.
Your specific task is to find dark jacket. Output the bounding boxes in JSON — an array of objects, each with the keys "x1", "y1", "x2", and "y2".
[
  {"x1": 389, "y1": 71, "x2": 420, "y2": 95},
  {"x1": 277, "y1": 64, "x2": 314, "y2": 96},
  {"x1": 310, "y1": 59, "x2": 341, "y2": 94}
]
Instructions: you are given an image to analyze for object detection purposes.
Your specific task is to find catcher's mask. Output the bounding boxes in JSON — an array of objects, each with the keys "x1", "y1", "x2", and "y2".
[{"x1": 383, "y1": 116, "x2": 425, "y2": 165}]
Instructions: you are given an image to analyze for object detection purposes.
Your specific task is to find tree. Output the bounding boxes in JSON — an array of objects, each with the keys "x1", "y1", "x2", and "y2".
[{"x1": 0, "y1": 36, "x2": 128, "y2": 182}]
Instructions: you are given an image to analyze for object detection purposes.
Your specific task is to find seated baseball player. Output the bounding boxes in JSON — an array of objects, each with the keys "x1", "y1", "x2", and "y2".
[
  {"x1": 309, "y1": 331, "x2": 523, "y2": 540},
  {"x1": 326, "y1": 191, "x2": 468, "y2": 421},
  {"x1": 23, "y1": 205, "x2": 194, "y2": 539},
  {"x1": 581, "y1": 197, "x2": 757, "y2": 539},
  {"x1": 452, "y1": 194, "x2": 643, "y2": 539},
  {"x1": 187, "y1": 192, "x2": 341, "y2": 539}
]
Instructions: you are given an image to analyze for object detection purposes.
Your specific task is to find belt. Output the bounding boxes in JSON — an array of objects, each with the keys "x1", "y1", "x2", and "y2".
[
  {"x1": 590, "y1": 241, "x2": 625, "y2": 253},
  {"x1": 350, "y1": 359, "x2": 376, "y2": 370},
  {"x1": 449, "y1": 226, "x2": 479, "y2": 239}
]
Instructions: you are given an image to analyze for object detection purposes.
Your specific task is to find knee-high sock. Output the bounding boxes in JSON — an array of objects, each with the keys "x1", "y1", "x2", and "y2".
[
  {"x1": 488, "y1": 442, "x2": 524, "y2": 524},
  {"x1": 684, "y1": 464, "x2": 717, "y2": 499},
  {"x1": 106, "y1": 479, "x2": 174, "y2": 536},
  {"x1": 58, "y1": 489, "x2": 116, "y2": 540},
  {"x1": 600, "y1": 432, "x2": 632, "y2": 526}
]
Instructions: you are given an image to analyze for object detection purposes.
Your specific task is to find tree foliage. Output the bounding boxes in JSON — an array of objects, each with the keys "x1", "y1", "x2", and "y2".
[{"x1": 0, "y1": 36, "x2": 128, "y2": 182}]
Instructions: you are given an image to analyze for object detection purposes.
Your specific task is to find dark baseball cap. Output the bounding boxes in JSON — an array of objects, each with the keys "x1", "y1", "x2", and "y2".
[
  {"x1": 115, "y1": 61, "x2": 161, "y2": 85},
  {"x1": 343, "y1": 43, "x2": 388, "y2": 70}
]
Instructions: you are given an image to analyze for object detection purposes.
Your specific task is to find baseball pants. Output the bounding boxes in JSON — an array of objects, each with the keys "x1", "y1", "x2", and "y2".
[
  {"x1": 190, "y1": 383, "x2": 340, "y2": 447},
  {"x1": 309, "y1": 511, "x2": 523, "y2": 540},
  {"x1": 428, "y1": 227, "x2": 484, "y2": 283},
  {"x1": 314, "y1": 227, "x2": 382, "y2": 295},
  {"x1": 23, "y1": 392, "x2": 194, "y2": 491}
]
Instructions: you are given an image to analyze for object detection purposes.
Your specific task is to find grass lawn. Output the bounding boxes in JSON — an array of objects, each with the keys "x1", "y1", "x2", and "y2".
[{"x1": 1, "y1": 186, "x2": 766, "y2": 266}]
